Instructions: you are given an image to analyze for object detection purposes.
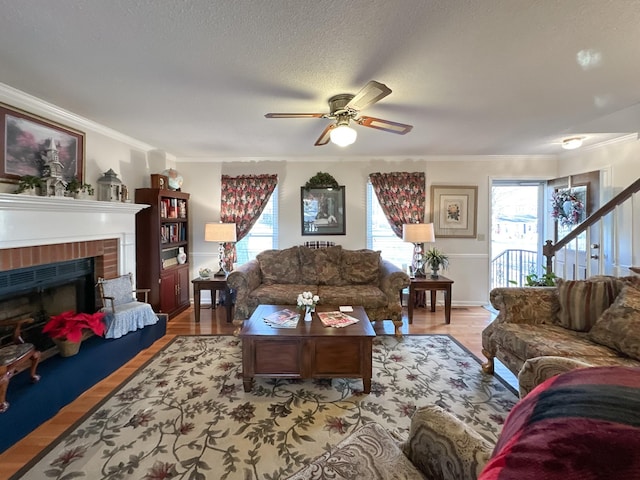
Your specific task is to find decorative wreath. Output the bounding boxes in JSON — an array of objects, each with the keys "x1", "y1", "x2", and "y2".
[
  {"x1": 551, "y1": 189, "x2": 585, "y2": 227},
  {"x1": 304, "y1": 171, "x2": 339, "y2": 190}
]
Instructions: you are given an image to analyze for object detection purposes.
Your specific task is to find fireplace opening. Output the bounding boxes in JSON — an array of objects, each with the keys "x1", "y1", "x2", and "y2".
[{"x1": 0, "y1": 258, "x2": 96, "y2": 352}]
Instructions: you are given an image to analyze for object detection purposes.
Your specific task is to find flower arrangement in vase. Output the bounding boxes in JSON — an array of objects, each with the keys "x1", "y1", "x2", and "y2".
[
  {"x1": 42, "y1": 310, "x2": 106, "y2": 357},
  {"x1": 296, "y1": 291, "x2": 320, "y2": 321}
]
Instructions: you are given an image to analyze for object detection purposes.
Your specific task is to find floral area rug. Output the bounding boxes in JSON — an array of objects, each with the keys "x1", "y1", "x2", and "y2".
[{"x1": 14, "y1": 335, "x2": 517, "y2": 480}]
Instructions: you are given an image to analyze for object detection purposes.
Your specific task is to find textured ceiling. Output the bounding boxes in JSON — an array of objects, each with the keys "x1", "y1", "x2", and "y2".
[{"x1": 0, "y1": 0, "x2": 639, "y2": 158}]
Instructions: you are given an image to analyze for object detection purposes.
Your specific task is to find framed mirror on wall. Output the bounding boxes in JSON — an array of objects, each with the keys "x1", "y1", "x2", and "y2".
[{"x1": 301, "y1": 186, "x2": 346, "y2": 235}]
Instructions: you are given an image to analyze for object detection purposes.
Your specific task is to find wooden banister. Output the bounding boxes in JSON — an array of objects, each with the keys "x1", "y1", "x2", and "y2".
[{"x1": 544, "y1": 177, "x2": 640, "y2": 273}]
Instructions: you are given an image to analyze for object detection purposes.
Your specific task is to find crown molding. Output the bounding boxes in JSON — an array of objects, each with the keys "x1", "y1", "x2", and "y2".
[{"x1": 0, "y1": 83, "x2": 158, "y2": 152}]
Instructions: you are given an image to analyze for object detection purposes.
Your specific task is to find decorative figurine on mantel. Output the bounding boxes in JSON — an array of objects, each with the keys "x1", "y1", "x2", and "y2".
[
  {"x1": 40, "y1": 137, "x2": 67, "y2": 197},
  {"x1": 97, "y1": 168, "x2": 123, "y2": 202}
]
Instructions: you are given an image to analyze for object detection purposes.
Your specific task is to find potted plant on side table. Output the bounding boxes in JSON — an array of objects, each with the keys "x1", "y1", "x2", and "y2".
[
  {"x1": 42, "y1": 310, "x2": 106, "y2": 357},
  {"x1": 423, "y1": 247, "x2": 449, "y2": 278}
]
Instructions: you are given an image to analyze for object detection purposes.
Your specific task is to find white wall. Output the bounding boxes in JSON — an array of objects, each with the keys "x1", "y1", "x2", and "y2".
[
  {"x1": 0, "y1": 84, "x2": 175, "y2": 195},
  {"x1": 5, "y1": 83, "x2": 638, "y2": 305},
  {"x1": 179, "y1": 155, "x2": 559, "y2": 306}
]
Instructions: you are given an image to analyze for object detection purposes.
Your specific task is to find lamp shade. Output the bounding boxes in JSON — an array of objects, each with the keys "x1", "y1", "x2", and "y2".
[
  {"x1": 402, "y1": 223, "x2": 435, "y2": 243},
  {"x1": 330, "y1": 125, "x2": 357, "y2": 147},
  {"x1": 204, "y1": 223, "x2": 237, "y2": 242}
]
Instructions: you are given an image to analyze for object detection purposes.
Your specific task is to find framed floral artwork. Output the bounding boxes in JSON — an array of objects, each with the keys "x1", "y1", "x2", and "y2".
[
  {"x1": 430, "y1": 185, "x2": 478, "y2": 238},
  {"x1": 301, "y1": 186, "x2": 346, "y2": 235},
  {"x1": 0, "y1": 103, "x2": 85, "y2": 183}
]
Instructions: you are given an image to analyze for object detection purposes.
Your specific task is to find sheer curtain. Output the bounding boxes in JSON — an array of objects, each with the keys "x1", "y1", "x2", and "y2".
[
  {"x1": 369, "y1": 172, "x2": 426, "y2": 237},
  {"x1": 220, "y1": 174, "x2": 278, "y2": 266}
]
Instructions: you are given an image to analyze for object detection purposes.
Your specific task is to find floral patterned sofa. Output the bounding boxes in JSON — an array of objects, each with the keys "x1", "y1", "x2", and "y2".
[
  {"x1": 482, "y1": 275, "x2": 640, "y2": 376},
  {"x1": 227, "y1": 245, "x2": 410, "y2": 335}
]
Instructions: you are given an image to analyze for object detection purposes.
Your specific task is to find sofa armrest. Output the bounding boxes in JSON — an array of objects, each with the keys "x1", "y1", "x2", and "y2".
[
  {"x1": 517, "y1": 356, "x2": 592, "y2": 398},
  {"x1": 379, "y1": 259, "x2": 410, "y2": 303},
  {"x1": 402, "y1": 405, "x2": 493, "y2": 480},
  {"x1": 227, "y1": 259, "x2": 262, "y2": 319},
  {"x1": 489, "y1": 287, "x2": 559, "y2": 326}
]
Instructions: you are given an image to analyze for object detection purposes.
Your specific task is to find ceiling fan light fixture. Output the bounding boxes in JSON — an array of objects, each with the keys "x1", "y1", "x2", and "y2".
[
  {"x1": 330, "y1": 124, "x2": 357, "y2": 147},
  {"x1": 562, "y1": 137, "x2": 585, "y2": 150}
]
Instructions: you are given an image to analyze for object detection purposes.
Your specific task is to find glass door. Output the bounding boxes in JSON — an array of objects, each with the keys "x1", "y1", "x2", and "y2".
[{"x1": 490, "y1": 181, "x2": 544, "y2": 288}]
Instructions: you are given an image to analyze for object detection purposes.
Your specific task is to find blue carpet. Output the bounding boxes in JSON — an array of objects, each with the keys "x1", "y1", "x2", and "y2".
[{"x1": 0, "y1": 315, "x2": 167, "y2": 454}]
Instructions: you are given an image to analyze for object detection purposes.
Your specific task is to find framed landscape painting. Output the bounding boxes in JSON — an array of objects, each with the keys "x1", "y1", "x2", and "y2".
[
  {"x1": 0, "y1": 103, "x2": 85, "y2": 183},
  {"x1": 431, "y1": 185, "x2": 478, "y2": 238},
  {"x1": 301, "y1": 186, "x2": 346, "y2": 235}
]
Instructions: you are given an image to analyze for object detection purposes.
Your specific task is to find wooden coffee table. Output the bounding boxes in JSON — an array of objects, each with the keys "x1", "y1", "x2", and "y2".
[{"x1": 239, "y1": 305, "x2": 376, "y2": 393}]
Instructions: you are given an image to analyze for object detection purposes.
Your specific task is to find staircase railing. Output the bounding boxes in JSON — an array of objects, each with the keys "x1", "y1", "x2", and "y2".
[{"x1": 543, "y1": 177, "x2": 640, "y2": 278}]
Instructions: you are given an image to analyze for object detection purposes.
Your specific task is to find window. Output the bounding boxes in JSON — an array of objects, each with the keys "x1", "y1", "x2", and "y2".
[
  {"x1": 366, "y1": 183, "x2": 413, "y2": 271},
  {"x1": 235, "y1": 186, "x2": 278, "y2": 265}
]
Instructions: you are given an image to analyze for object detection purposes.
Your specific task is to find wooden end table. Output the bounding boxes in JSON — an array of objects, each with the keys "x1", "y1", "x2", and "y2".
[
  {"x1": 239, "y1": 305, "x2": 375, "y2": 393},
  {"x1": 408, "y1": 275, "x2": 454, "y2": 324},
  {"x1": 192, "y1": 276, "x2": 233, "y2": 323}
]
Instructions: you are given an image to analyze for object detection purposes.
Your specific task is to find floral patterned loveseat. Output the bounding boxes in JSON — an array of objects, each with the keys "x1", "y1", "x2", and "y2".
[
  {"x1": 227, "y1": 245, "x2": 410, "y2": 335},
  {"x1": 482, "y1": 275, "x2": 640, "y2": 376}
]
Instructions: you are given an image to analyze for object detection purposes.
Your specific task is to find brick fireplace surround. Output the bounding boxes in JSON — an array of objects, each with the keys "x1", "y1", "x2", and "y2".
[
  {"x1": 0, "y1": 239, "x2": 119, "y2": 280},
  {"x1": 0, "y1": 193, "x2": 147, "y2": 283}
]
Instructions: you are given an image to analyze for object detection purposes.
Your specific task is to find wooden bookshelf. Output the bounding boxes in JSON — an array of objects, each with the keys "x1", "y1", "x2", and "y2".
[{"x1": 135, "y1": 188, "x2": 190, "y2": 317}]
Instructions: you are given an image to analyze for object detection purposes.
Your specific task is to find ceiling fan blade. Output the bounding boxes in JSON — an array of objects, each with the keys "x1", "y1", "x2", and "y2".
[
  {"x1": 265, "y1": 113, "x2": 325, "y2": 118},
  {"x1": 314, "y1": 124, "x2": 335, "y2": 146},
  {"x1": 345, "y1": 81, "x2": 392, "y2": 111},
  {"x1": 357, "y1": 116, "x2": 413, "y2": 135}
]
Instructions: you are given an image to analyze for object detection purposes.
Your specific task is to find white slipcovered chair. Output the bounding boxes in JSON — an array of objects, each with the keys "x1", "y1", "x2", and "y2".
[{"x1": 97, "y1": 273, "x2": 158, "y2": 339}]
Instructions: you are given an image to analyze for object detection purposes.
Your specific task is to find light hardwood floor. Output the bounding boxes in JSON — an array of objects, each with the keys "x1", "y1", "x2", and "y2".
[{"x1": 0, "y1": 304, "x2": 495, "y2": 479}]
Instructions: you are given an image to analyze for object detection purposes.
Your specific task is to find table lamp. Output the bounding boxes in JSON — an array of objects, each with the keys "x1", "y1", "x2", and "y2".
[
  {"x1": 204, "y1": 223, "x2": 237, "y2": 276},
  {"x1": 402, "y1": 223, "x2": 435, "y2": 277}
]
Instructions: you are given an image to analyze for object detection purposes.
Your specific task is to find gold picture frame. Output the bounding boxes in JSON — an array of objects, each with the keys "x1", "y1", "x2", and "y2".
[{"x1": 430, "y1": 185, "x2": 478, "y2": 238}]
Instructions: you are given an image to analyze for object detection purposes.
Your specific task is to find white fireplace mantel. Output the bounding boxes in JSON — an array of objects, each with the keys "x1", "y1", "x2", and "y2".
[{"x1": 0, "y1": 193, "x2": 148, "y2": 274}]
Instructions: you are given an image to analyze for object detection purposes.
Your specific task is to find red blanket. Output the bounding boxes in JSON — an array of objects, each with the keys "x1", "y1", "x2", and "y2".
[{"x1": 480, "y1": 366, "x2": 640, "y2": 480}]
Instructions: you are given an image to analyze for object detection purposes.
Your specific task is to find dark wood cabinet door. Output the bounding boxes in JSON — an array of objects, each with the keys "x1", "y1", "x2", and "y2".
[
  {"x1": 177, "y1": 266, "x2": 190, "y2": 308},
  {"x1": 160, "y1": 271, "x2": 177, "y2": 314}
]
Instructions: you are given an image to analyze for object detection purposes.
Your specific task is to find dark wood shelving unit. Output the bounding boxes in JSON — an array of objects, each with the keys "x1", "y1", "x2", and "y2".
[{"x1": 135, "y1": 188, "x2": 190, "y2": 318}]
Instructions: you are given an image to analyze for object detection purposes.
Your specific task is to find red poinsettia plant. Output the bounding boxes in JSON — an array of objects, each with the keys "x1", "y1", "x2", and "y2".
[{"x1": 42, "y1": 310, "x2": 106, "y2": 342}]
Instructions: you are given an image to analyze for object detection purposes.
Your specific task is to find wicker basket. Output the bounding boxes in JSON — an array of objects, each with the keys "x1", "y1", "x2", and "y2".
[
  {"x1": 53, "y1": 338, "x2": 81, "y2": 357},
  {"x1": 53, "y1": 330, "x2": 93, "y2": 357}
]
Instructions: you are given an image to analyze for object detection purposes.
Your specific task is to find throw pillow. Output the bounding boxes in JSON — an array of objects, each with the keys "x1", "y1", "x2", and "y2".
[
  {"x1": 479, "y1": 366, "x2": 640, "y2": 480},
  {"x1": 287, "y1": 422, "x2": 424, "y2": 480},
  {"x1": 403, "y1": 405, "x2": 492, "y2": 480},
  {"x1": 556, "y1": 277, "x2": 619, "y2": 331},
  {"x1": 588, "y1": 284, "x2": 640, "y2": 360},
  {"x1": 256, "y1": 246, "x2": 300, "y2": 285},
  {"x1": 299, "y1": 246, "x2": 343, "y2": 285},
  {"x1": 341, "y1": 249, "x2": 381, "y2": 285}
]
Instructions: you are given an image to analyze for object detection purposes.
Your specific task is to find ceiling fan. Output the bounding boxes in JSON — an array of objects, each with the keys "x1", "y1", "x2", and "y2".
[{"x1": 265, "y1": 80, "x2": 413, "y2": 147}]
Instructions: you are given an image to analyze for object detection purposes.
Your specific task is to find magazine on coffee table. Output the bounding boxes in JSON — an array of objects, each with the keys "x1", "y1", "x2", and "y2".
[
  {"x1": 263, "y1": 308, "x2": 300, "y2": 328},
  {"x1": 317, "y1": 311, "x2": 360, "y2": 328}
]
